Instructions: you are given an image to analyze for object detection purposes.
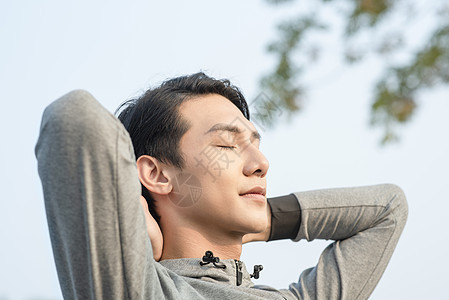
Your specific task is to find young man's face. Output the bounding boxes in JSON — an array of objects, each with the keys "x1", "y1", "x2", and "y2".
[{"x1": 169, "y1": 93, "x2": 269, "y2": 238}]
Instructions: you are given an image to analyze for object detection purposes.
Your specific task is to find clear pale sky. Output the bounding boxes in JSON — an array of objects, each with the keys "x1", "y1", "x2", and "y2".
[{"x1": 1, "y1": 1, "x2": 448, "y2": 299}]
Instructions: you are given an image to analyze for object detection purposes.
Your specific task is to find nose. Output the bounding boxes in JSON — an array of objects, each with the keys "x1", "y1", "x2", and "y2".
[{"x1": 243, "y1": 144, "x2": 269, "y2": 178}]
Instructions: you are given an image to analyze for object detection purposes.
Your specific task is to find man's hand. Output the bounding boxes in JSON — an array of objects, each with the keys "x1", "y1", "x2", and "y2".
[
  {"x1": 242, "y1": 203, "x2": 272, "y2": 244},
  {"x1": 139, "y1": 196, "x2": 163, "y2": 261}
]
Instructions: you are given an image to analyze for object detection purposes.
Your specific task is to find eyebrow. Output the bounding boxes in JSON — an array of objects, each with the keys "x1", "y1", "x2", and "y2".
[{"x1": 205, "y1": 123, "x2": 261, "y2": 141}]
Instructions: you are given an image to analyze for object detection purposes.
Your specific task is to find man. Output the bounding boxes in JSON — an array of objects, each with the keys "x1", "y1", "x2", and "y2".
[{"x1": 36, "y1": 72, "x2": 408, "y2": 299}]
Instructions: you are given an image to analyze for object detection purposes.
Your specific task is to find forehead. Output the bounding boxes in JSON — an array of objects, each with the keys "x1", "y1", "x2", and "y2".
[{"x1": 179, "y1": 94, "x2": 258, "y2": 135}]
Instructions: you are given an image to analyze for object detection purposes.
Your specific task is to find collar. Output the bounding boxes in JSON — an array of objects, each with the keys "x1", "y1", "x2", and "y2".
[{"x1": 159, "y1": 257, "x2": 254, "y2": 287}]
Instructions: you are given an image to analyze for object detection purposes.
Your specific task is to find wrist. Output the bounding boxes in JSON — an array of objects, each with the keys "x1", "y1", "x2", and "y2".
[{"x1": 267, "y1": 193, "x2": 301, "y2": 241}]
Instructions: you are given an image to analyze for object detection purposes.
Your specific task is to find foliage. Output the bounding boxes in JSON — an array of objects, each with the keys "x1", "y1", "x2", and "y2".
[{"x1": 259, "y1": 0, "x2": 449, "y2": 144}]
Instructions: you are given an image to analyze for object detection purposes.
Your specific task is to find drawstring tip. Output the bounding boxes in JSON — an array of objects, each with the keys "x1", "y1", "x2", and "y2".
[
  {"x1": 199, "y1": 251, "x2": 226, "y2": 269},
  {"x1": 250, "y1": 265, "x2": 263, "y2": 279}
]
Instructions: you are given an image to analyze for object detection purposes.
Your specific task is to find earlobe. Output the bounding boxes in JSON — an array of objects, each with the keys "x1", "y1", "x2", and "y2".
[{"x1": 137, "y1": 155, "x2": 173, "y2": 195}]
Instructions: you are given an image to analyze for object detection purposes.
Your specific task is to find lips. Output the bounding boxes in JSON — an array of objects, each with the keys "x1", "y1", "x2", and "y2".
[{"x1": 240, "y1": 186, "x2": 266, "y2": 197}]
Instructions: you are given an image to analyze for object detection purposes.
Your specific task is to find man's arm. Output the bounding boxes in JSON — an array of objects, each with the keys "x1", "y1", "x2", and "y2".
[
  {"x1": 36, "y1": 90, "x2": 166, "y2": 299},
  {"x1": 266, "y1": 184, "x2": 408, "y2": 300},
  {"x1": 242, "y1": 193, "x2": 300, "y2": 244}
]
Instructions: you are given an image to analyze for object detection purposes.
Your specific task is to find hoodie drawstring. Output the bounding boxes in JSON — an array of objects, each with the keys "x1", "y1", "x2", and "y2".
[
  {"x1": 199, "y1": 251, "x2": 226, "y2": 269},
  {"x1": 199, "y1": 250, "x2": 263, "y2": 286}
]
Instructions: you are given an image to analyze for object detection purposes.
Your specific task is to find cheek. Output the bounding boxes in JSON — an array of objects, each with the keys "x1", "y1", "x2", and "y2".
[
  {"x1": 187, "y1": 148, "x2": 242, "y2": 184},
  {"x1": 198, "y1": 173, "x2": 236, "y2": 203},
  {"x1": 167, "y1": 172, "x2": 203, "y2": 208},
  {"x1": 177, "y1": 147, "x2": 242, "y2": 208}
]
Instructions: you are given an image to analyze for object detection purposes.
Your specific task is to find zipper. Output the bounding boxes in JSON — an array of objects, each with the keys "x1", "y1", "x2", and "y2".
[{"x1": 234, "y1": 259, "x2": 243, "y2": 286}]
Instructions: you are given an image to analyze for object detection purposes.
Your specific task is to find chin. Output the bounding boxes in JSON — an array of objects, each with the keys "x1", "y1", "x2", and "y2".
[{"x1": 245, "y1": 217, "x2": 268, "y2": 234}]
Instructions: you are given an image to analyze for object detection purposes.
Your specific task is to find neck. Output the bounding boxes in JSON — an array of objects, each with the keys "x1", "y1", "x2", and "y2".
[{"x1": 160, "y1": 225, "x2": 243, "y2": 261}]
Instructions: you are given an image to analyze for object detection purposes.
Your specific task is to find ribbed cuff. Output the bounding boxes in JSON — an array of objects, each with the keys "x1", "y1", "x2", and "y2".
[{"x1": 267, "y1": 193, "x2": 301, "y2": 241}]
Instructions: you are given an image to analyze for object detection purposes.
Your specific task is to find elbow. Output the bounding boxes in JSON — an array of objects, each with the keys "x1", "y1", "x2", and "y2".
[
  {"x1": 40, "y1": 89, "x2": 108, "y2": 140},
  {"x1": 44, "y1": 90, "x2": 97, "y2": 125},
  {"x1": 385, "y1": 184, "x2": 409, "y2": 230},
  {"x1": 36, "y1": 89, "x2": 105, "y2": 160}
]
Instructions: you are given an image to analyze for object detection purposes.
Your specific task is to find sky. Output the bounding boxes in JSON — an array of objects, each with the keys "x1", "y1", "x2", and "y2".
[{"x1": 1, "y1": 1, "x2": 448, "y2": 299}]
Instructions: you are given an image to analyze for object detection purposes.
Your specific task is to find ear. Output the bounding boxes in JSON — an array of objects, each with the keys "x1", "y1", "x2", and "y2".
[{"x1": 137, "y1": 155, "x2": 174, "y2": 196}]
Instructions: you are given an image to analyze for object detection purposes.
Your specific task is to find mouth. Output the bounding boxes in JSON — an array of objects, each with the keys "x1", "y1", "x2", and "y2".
[{"x1": 239, "y1": 187, "x2": 266, "y2": 202}]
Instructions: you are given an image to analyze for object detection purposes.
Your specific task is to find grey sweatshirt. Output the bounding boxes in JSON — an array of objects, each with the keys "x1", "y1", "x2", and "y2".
[{"x1": 36, "y1": 90, "x2": 408, "y2": 299}]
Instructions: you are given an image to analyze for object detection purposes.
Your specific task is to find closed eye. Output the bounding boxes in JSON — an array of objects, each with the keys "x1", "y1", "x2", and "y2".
[{"x1": 218, "y1": 145, "x2": 236, "y2": 150}]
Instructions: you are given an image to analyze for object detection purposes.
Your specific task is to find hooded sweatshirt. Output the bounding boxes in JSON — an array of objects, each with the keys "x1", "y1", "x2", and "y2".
[{"x1": 36, "y1": 90, "x2": 408, "y2": 299}]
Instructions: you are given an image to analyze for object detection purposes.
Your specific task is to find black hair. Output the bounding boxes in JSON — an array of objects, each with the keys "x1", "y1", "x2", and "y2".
[{"x1": 116, "y1": 72, "x2": 250, "y2": 222}]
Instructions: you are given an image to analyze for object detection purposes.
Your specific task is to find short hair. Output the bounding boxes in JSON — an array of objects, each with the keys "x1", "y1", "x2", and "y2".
[{"x1": 116, "y1": 72, "x2": 250, "y2": 222}]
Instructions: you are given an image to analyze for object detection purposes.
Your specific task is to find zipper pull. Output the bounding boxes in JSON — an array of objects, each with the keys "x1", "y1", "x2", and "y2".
[{"x1": 235, "y1": 260, "x2": 243, "y2": 286}]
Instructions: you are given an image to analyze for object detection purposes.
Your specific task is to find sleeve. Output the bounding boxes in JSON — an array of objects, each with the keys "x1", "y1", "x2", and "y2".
[
  {"x1": 271, "y1": 184, "x2": 408, "y2": 300},
  {"x1": 267, "y1": 194, "x2": 301, "y2": 241},
  {"x1": 35, "y1": 90, "x2": 167, "y2": 299}
]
